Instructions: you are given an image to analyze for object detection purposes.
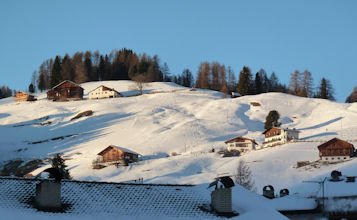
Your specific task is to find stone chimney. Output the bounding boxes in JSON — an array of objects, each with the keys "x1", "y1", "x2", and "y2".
[
  {"x1": 211, "y1": 186, "x2": 232, "y2": 213},
  {"x1": 209, "y1": 176, "x2": 234, "y2": 214},
  {"x1": 35, "y1": 180, "x2": 61, "y2": 210}
]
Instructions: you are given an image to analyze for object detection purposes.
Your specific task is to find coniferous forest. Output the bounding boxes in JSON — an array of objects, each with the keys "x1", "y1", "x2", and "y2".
[{"x1": 1, "y1": 48, "x2": 356, "y2": 103}]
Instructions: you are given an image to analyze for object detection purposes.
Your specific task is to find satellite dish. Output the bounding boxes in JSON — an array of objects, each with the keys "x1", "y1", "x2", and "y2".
[
  {"x1": 279, "y1": 188, "x2": 289, "y2": 197},
  {"x1": 263, "y1": 185, "x2": 275, "y2": 199},
  {"x1": 330, "y1": 170, "x2": 342, "y2": 182},
  {"x1": 208, "y1": 176, "x2": 235, "y2": 189}
]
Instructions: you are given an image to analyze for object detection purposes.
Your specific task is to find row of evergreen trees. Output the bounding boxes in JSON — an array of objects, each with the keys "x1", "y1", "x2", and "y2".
[
  {"x1": 0, "y1": 86, "x2": 12, "y2": 99},
  {"x1": 19, "y1": 47, "x2": 355, "y2": 103},
  {"x1": 35, "y1": 49, "x2": 165, "y2": 91}
]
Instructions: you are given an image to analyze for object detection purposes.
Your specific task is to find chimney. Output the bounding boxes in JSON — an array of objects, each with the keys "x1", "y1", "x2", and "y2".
[
  {"x1": 209, "y1": 176, "x2": 234, "y2": 214},
  {"x1": 211, "y1": 186, "x2": 232, "y2": 213},
  {"x1": 35, "y1": 168, "x2": 63, "y2": 210},
  {"x1": 35, "y1": 180, "x2": 61, "y2": 210}
]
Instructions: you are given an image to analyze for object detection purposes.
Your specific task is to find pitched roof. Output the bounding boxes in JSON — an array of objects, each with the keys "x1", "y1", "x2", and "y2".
[
  {"x1": 224, "y1": 136, "x2": 257, "y2": 145},
  {"x1": 97, "y1": 145, "x2": 140, "y2": 156},
  {"x1": 89, "y1": 85, "x2": 121, "y2": 94},
  {"x1": 317, "y1": 138, "x2": 354, "y2": 151},
  {"x1": 52, "y1": 80, "x2": 83, "y2": 90},
  {"x1": 0, "y1": 177, "x2": 219, "y2": 219},
  {"x1": 262, "y1": 127, "x2": 299, "y2": 134}
]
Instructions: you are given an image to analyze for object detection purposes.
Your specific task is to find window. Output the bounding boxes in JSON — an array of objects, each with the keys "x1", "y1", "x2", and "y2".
[
  {"x1": 337, "y1": 157, "x2": 340, "y2": 160},
  {"x1": 344, "y1": 157, "x2": 347, "y2": 159},
  {"x1": 331, "y1": 157, "x2": 334, "y2": 160},
  {"x1": 325, "y1": 158, "x2": 328, "y2": 160}
]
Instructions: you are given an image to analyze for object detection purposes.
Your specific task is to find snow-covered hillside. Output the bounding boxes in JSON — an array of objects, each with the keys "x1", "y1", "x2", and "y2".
[{"x1": 1, "y1": 80, "x2": 357, "y2": 194}]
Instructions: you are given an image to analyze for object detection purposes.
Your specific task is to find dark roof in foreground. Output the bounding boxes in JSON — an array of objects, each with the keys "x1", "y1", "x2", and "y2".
[{"x1": 0, "y1": 177, "x2": 222, "y2": 219}]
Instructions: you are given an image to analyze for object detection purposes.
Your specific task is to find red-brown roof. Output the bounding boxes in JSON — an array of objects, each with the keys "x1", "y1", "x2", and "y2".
[
  {"x1": 224, "y1": 136, "x2": 257, "y2": 145},
  {"x1": 317, "y1": 138, "x2": 354, "y2": 151},
  {"x1": 97, "y1": 145, "x2": 139, "y2": 156},
  {"x1": 51, "y1": 80, "x2": 83, "y2": 90}
]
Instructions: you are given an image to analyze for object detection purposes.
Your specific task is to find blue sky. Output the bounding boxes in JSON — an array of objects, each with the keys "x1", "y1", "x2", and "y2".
[{"x1": 0, "y1": 0, "x2": 356, "y2": 101}]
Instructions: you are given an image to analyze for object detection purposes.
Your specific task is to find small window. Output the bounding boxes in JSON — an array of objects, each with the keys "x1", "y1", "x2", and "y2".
[
  {"x1": 325, "y1": 158, "x2": 328, "y2": 160},
  {"x1": 331, "y1": 158, "x2": 334, "y2": 160},
  {"x1": 344, "y1": 157, "x2": 347, "y2": 159},
  {"x1": 337, "y1": 157, "x2": 340, "y2": 160}
]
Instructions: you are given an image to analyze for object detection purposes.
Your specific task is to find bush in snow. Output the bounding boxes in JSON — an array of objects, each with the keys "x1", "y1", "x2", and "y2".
[{"x1": 235, "y1": 160, "x2": 256, "y2": 192}]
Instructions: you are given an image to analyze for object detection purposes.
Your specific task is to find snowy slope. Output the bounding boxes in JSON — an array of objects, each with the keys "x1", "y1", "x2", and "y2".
[{"x1": 1, "y1": 80, "x2": 357, "y2": 195}]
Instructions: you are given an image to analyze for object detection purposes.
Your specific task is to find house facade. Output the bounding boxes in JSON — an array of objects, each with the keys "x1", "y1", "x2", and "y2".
[
  {"x1": 224, "y1": 136, "x2": 257, "y2": 153},
  {"x1": 97, "y1": 145, "x2": 139, "y2": 166},
  {"x1": 13, "y1": 91, "x2": 36, "y2": 102},
  {"x1": 317, "y1": 138, "x2": 355, "y2": 162},
  {"x1": 263, "y1": 127, "x2": 299, "y2": 147},
  {"x1": 88, "y1": 85, "x2": 122, "y2": 99},
  {"x1": 47, "y1": 80, "x2": 83, "y2": 101}
]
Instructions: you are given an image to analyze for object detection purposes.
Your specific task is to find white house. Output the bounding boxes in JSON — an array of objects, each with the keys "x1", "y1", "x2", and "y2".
[
  {"x1": 224, "y1": 136, "x2": 257, "y2": 153},
  {"x1": 263, "y1": 127, "x2": 299, "y2": 147},
  {"x1": 89, "y1": 85, "x2": 122, "y2": 99}
]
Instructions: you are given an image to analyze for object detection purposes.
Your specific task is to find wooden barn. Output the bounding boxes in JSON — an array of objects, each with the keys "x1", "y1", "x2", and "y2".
[
  {"x1": 96, "y1": 145, "x2": 139, "y2": 166},
  {"x1": 318, "y1": 138, "x2": 355, "y2": 162},
  {"x1": 13, "y1": 91, "x2": 36, "y2": 102},
  {"x1": 47, "y1": 80, "x2": 83, "y2": 101}
]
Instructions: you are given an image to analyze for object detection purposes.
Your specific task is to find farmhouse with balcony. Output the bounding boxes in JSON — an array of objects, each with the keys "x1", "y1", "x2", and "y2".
[
  {"x1": 96, "y1": 145, "x2": 139, "y2": 167},
  {"x1": 88, "y1": 85, "x2": 122, "y2": 99},
  {"x1": 47, "y1": 80, "x2": 83, "y2": 101},
  {"x1": 263, "y1": 127, "x2": 299, "y2": 147},
  {"x1": 317, "y1": 138, "x2": 355, "y2": 162},
  {"x1": 13, "y1": 90, "x2": 36, "y2": 102},
  {"x1": 224, "y1": 136, "x2": 257, "y2": 153}
]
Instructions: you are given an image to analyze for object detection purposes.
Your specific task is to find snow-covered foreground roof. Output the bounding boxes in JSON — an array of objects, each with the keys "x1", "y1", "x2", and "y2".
[{"x1": 0, "y1": 177, "x2": 286, "y2": 220}]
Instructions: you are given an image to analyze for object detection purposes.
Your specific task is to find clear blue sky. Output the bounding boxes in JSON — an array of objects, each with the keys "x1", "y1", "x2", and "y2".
[{"x1": 0, "y1": 0, "x2": 356, "y2": 101}]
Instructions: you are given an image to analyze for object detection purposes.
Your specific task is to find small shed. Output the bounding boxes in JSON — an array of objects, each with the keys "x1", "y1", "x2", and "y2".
[
  {"x1": 88, "y1": 85, "x2": 122, "y2": 99},
  {"x1": 47, "y1": 80, "x2": 83, "y2": 101},
  {"x1": 318, "y1": 138, "x2": 355, "y2": 162},
  {"x1": 14, "y1": 91, "x2": 36, "y2": 102},
  {"x1": 97, "y1": 145, "x2": 139, "y2": 166}
]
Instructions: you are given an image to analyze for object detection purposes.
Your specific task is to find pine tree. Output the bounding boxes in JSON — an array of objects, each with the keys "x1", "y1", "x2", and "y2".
[
  {"x1": 236, "y1": 66, "x2": 253, "y2": 96},
  {"x1": 316, "y1": 78, "x2": 335, "y2": 101},
  {"x1": 264, "y1": 110, "x2": 281, "y2": 130},
  {"x1": 182, "y1": 69, "x2": 194, "y2": 87},
  {"x1": 227, "y1": 66, "x2": 236, "y2": 92},
  {"x1": 37, "y1": 73, "x2": 46, "y2": 92},
  {"x1": 51, "y1": 153, "x2": 71, "y2": 179},
  {"x1": 28, "y1": 83, "x2": 35, "y2": 93},
  {"x1": 255, "y1": 72, "x2": 262, "y2": 94},
  {"x1": 50, "y1": 56, "x2": 62, "y2": 87},
  {"x1": 235, "y1": 160, "x2": 256, "y2": 191},
  {"x1": 346, "y1": 87, "x2": 357, "y2": 103},
  {"x1": 162, "y1": 62, "x2": 171, "y2": 82}
]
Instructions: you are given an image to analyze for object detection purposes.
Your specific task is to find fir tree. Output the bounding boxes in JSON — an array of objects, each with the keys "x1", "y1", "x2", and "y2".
[
  {"x1": 28, "y1": 83, "x2": 35, "y2": 93},
  {"x1": 50, "y1": 56, "x2": 62, "y2": 87},
  {"x1": 51, "y1": 153, "x2": 71, "y2": 179},
  {"x1": 346, "y1": 86, "x2": 357, "y2": 103},
  {"x1": 255, "y1": 72, "x2": 262, "y2": 94},
  {"x1": 316, "y1": 78, "x2": 335, "y2": 101},
  {"x1": 236, "y1": 66, "x2": 253, "y2": 96},
  {"x1": 264, "y1": 110, "x2": 281, "y2": 130}
]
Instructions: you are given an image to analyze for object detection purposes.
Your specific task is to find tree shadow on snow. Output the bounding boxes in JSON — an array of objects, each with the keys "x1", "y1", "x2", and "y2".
[
  {"x1": 302, "y1": 132, "x2": 338, "y2": 140},
  {"x1": 299, "y1": 117, "x2": 343, "y2": 130}
]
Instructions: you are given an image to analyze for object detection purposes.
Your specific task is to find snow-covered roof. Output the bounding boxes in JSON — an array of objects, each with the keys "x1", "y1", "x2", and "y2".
[
  {"x1": 262, "y1": 127, "x2": 300, "y2": 134},
  {"x1": 97, "y1": 145, "x2": 140, "y2": 156},
  {"x1": 0, "y1": 177, "x2": 220, "y2": 219},
  {"x1": 267, "y1": 195, "x2": 318, "y2": 212}
]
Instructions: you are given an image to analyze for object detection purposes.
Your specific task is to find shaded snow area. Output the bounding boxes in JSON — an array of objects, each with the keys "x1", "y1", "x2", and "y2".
[{"x1": 1, "y1": 80, "x2": 357, "y2": 218}]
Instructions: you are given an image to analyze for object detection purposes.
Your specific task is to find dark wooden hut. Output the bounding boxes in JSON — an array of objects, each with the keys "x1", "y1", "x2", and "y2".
[
  {"x1": 97, "y1": 145, "x2": 139, "y2": 166},
  {"x1": 47, "y1": 80, "x2": 83, "y2": 101}
]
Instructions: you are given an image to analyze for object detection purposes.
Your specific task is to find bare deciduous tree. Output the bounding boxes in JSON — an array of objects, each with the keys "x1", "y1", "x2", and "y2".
[
  {"x1": 130, "y1": 74, "x2": 148, "y2": 95},
  {"x1": 235, "y1": 160, "x2": 256, "y2": 192}
]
